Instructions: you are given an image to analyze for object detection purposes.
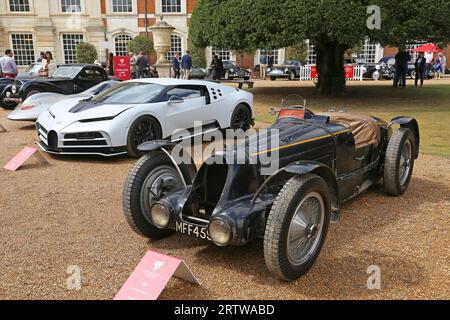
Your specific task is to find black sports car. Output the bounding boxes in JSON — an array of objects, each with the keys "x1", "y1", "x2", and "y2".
[
  {"x1": 268, "y1": 60, "x2": 307, "y2": 81},
  {"x1": 2, "y1": 64, "x2": 109, "y2": 109},
  {"x1": 123, "y1": 95, "x2": 419, "y2": 281},
  {"x1": 210, "y1": 61, "x2": 251, "y2": 80},
  {"x1": 0, "y1": 62, "x2": 43, "y2": 109}
]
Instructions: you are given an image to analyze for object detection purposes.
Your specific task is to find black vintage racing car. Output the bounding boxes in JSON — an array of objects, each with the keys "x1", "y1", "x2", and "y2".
[
  {"x1": 122, "y1": 95, "x2": 419, "y2": 281},
  {"x1": 1, "y1": 64, "x2": 109, "y2": 109}
]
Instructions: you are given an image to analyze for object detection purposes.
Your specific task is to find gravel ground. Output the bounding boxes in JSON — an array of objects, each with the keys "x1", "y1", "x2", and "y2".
[{"x1": 0, "y1": 106, "x2": 449, "y2": 300}]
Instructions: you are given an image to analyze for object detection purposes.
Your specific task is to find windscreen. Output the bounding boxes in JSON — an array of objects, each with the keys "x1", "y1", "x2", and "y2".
[{"x1": 91, "y1": 82, "x2": 165, "y2": 104}]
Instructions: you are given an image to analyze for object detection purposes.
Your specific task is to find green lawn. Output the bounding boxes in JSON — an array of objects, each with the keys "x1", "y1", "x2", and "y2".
[{"x1": 251, "y1": 83, "x2": 450, "y2": 158}]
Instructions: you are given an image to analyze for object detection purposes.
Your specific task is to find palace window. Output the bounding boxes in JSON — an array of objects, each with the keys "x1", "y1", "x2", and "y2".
[
  {"x1": 61, "y1": 0, "x2": 81, "y2": 12},
  {"x1": 307, "y1": 42, "x2": 317, "y2": 65},
  {"x1": 9, "y1": 0, "x2": 30, "y2": 12},
  {"x1": 115, "y1": 34, "x2": 133, "y2": 57},
  {"x1": 360, "y1": 39, "x2": 377, "y2": 63},
  {"x1": 212, "y1": 48, "x2": 231, "y2": 61},
  {"x1": 62, "y1": 34, "x2": 84, "y2": 64},
  {"x1": 161, "y1": 0, "x2": 181, "y2": 13},
  {"x1": 112, "y1": 0, "x2": 133, "y2": 13},
  {"x1": 259, "y1": 49, "x2": 280, "y2": 65},
  {"x1": 11, "y1": 34, "x2": 35, "y2": 66},
  {"x1": 166, "y1": 35, "x2": 182, "y2": 62}
]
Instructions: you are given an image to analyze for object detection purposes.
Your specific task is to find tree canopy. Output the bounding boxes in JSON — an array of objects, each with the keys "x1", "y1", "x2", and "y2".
[
  {"x1": 128, "y1": 35, "x2": 154, "y2": 55},
  {"x1": 76, "y1": 42, "x2": 98, "y2": 64},
  {"x1": 190, "y1": 0, "x2": 450, "y2": 94}
]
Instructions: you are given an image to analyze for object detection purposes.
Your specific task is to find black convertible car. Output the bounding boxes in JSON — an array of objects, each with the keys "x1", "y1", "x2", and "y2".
[
  {"x1": 123, "y1": 95, "x2": 419, "y2": 281},
  {"x1": 268, "y1": 60, "x2": 306, "y2": 81},
  {"x1": 209, "y1": 61, "x2": 251, "y2": 80},
  {"x1": 1, "y1": 64, "x2": 109, "y2": 109}
]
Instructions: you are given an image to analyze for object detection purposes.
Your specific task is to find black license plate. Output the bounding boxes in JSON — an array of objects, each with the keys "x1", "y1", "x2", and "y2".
[{"x1": 176, "y1": 221, "x2": 211, "y2": 241}]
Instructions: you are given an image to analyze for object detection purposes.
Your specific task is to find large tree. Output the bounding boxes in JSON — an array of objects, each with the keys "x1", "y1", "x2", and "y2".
[{"x1": 190, "y1": 0, "x2": 450, "y2": 95}]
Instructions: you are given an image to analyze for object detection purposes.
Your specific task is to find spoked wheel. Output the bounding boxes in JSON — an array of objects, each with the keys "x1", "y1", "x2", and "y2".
[
  {"x1": 230, "y1": 104, "x2": 252, "y2": 131},
  {"x1": 264, "y1": 174, "x2": 331, "y2": 281},
  {"x1": 123, "y1": 151, "x2": 192, "y2": 239},
  {"x1": 384, "y1": 128, "x2": 416, "y2": 196},
  {"x1": 286, "y1": 192, "x2": 325, "y2": 266},
  {"x1": 127, "y1": 116, "x2": 162, "y2": 158}
]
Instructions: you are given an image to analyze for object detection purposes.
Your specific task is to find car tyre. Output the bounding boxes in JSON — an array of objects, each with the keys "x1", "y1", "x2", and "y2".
[
  {"x1": 230, "y1": 104, "x2": 252, "y2": 131},
  {"x1": 264, "y1": 174, "x2": 331, "y2": 281},
  {"x1": 270, "y1": 76, "x2": 277, "y2": 81},
  {"x1": 384, "y1": 128, "x2": 416, "y2": 196},
  {"x1": 123, "y1": 151, "x2": 193, "y2": 239},
  {"x1": 0, "y1": 96, "x2": 18, "y2": 109},
  {"x1": 127, "y1": 115, "x2": 162, "y2": 158},
  {"x1": 288, "y1": 71, "x2": 296, "y2": 81}
]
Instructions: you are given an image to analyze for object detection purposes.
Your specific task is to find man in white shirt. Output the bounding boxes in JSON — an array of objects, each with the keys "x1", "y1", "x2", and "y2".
[
  {"x1": 424, "y1": 52, "x2": 433, "y2": 75},
  {"x1": 0, "y1": 49, "x2": 18, "y2": 78}
]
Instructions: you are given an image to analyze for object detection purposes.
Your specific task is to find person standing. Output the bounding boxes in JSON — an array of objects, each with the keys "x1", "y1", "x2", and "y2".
[
  {"x1": 0, "y1": 49, "x2": 18, "y2": 78},
  {"x1": 39, "y1": 51, "x2": 56, "y2": 78},
  {"x1": 414, "y1": 52, "x2": 426, "y2": 87},
  {"x1": 129, "y1": 52, "x2": 137, "y2": 79},
  {"x1": 441, "y1": 52, "x2": 447, "y2": 77},
  {"x1": 37, "y1": 52, "x2": 45, "y2": 63},
  {"x1": 424, "y1": 51, "x2": 433, "y2": 76},
  {"x1": 268, "y1": 53, "x2": 274, "y2": 70},
  {"x1": 393, "y1": 47, "x2": 411, "y2": 88},
  {"x1": 210, "y1": 55, "x2": 220, "y2": 80},
  {"x1": 172, "y1": 53, "x2": 181, "y2": 79},
  {"x1": 136, "y1": 51, "x2": 149, "y2": 79},
  {"x1": 435, "y1": 53, "x2": 443, "y2": 80},
  {"x1": 107, "y1": 52, "x2": 114, "y2": 77},
  {"x1": 181, "y1": 50, "x2": 193, "y2": 80},
  {"x1": 259, "y1": 52, "x2": 268, "y2": 80}
]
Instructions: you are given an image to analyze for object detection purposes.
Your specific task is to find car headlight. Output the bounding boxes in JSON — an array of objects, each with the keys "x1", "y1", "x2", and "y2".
[
  {"x1": 11, "y1": 86, "x2": 17, "y2": 94},
  {"x1": 150, "y1": 202, "x2": 171, "y2": 228},
  {"x1": 285, "y1": 68, "x2": 289, "y2": 73},
  {"x1": 230, "y1": 68, "x2": 234, "y2": 73},
  {"x1": 208, "y1": 218, "x2": 232, "y2": 246}
]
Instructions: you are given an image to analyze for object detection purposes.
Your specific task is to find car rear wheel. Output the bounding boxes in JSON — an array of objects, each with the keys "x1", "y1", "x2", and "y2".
[
  {"x1": 264, "y1": 174, "x2": 331, "y2": 281},
  {"x1": 270, "y1": 76, "x2": 277, "y2": 81},
  {"x1": 123, "y1": 151, "x2": 192, "y2": 239},
  {"x1": 230, "y1": 104, "x2": 252, "y2": 131},
  {"x1": 384, "y1": 128, "x2": 416, "y2": 196},
  {"x1": 288, "y1": 71, "x2": 296, "y2": 81},
  {"x1": 127, "y1": 115, "x2": 162, "y2": 158}
]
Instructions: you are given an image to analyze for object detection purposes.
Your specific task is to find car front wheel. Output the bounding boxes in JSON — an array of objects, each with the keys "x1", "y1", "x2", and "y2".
[
  {"x1": 0, "y1": 96, "x2": 18, "y2": 109},
  {"x1": 123, "y1": 151, "x2": 192, "y2": 239},
  {"x1": 230, "y1": 104, "x2": 252, "y2": 131},
  {"x1": 264, "y1": 174, "x2": 331, "y2": 281},
  {"x1": 384, "y1": 128, "x2": 416, "y2": 196},
  {"x1": 127, "y1": 115, "x2": 162, "y2": 158}
]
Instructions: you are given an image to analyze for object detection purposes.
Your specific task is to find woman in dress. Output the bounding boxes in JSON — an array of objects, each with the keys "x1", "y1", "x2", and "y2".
[
  {"x1": 39, "y1": 51, "x2": 56, "y2": 78},
  {"x1": 435, "y1": 53, "x2": 443, "y2": 80}
]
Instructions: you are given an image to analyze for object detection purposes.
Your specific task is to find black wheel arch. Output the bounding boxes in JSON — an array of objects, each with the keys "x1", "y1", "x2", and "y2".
[
  {"x1": 252, "y1": 160, "x2": 340, "y2": 214},
  {"x1": 390, "y1": 117, "x2": 420, "y2": 159}
]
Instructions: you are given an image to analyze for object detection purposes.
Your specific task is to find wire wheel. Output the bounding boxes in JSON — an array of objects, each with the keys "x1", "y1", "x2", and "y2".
[{"x1": 287, "y1": 192, "x2": 325, "y2": 266}]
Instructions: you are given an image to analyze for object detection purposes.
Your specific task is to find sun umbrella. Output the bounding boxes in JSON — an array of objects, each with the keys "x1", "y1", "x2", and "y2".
[{"x1": 411, "y1": 43, "x2": 441, "y2": 53}]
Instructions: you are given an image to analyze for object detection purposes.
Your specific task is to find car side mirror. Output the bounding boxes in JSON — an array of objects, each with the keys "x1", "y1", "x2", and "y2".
[{"x1": 168, "y1": 95, "x2": 184, "y2": 104}]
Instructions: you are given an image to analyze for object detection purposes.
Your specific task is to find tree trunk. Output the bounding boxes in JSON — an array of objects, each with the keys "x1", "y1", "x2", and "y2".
[{"x1": 315, "y1": 40, "x2": 348, "y2": 96}]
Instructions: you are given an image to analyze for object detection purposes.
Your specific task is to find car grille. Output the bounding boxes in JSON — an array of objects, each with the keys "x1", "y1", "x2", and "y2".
[
  {"x1": 36, "y1": 122, "x2": 49, "y2": 146},
  {"x1": 62, "y1": 132, "x2": 108, "y2": 147}
]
